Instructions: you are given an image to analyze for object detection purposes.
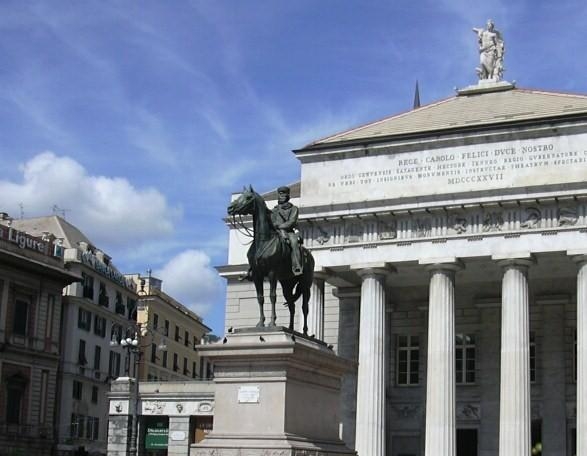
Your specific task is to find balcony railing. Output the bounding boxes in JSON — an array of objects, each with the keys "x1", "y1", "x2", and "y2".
[{"x1": 0, "y1": 423, "x2": 53, "y2": 439}]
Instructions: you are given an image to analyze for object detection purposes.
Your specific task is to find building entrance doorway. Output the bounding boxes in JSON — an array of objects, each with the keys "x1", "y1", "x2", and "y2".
[{"x1": 457, "y1": 428, "x2": 478, "y2": 456}]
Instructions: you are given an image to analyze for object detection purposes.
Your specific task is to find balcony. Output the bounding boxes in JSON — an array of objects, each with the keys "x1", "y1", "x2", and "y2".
[{"x1": 98, "y1": 295, "x2": 109, "y2": 307}]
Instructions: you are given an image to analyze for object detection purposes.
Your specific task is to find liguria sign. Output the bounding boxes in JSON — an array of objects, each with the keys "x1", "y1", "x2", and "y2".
[{"x1": 0, "y1": 225, "x2": 54, "y2": 257}]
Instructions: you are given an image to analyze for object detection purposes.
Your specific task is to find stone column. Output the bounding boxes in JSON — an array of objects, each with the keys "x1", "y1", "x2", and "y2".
[
  {"x1": 571, "y1": 252, "x2": 587, "y2": 456},
  {"x1": 421, "y1": 259, "x2": 462, "y2": 456},
  {"x1": 168, "y1": 416, "x2": 190, "y2": 456},
  {"x1": 495, "y1": 255, "x2": 534, "y2": 456},
  {"x1": 351, "y1": 263, "x2": 394, "y2": 456}
]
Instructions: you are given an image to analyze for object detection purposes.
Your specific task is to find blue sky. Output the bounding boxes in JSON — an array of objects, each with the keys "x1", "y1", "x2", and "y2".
[{"x1": 1, "y1": 0, "x2": 586, "y2": 334}]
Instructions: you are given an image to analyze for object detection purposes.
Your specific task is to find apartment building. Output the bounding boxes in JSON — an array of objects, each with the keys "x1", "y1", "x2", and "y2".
[
  {"x1": 9, "y1": 216, "x2": 138, "y2": 456},
  {"x1": 0, "y1": 216, "x2": 79, "y2": 456},
  {"x1": 130, "y1": 274, "x2": 212, "y2": 382}
]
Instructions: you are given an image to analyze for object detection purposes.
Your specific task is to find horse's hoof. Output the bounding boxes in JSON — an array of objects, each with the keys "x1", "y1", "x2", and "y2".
[
  {"x1": 268, "y1": 321, "x2": 277, "y2": 327},
  {"x1": 256, "y1": 321, "x2": 265, "y2": 328}
]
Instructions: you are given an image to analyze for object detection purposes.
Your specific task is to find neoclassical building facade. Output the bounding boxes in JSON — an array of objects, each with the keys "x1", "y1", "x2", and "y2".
[{"x1": 220, "y1": 82, "x2": 587, "y2": 456}]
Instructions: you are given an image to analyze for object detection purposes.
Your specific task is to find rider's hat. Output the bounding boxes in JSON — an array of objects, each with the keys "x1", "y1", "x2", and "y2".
[{"x1": 277, "y1": 186, "x2": 290, "y2": 194}]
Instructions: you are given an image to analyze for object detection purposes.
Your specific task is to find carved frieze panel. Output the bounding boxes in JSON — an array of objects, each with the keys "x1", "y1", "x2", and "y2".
[
  {"x1": 378, "y1": 220, "x2": 397, "y2": 240},
  {"x1": 457, "y1": 403, "x2": 481, "y2": 420},
  {"x1": 301, "y1": 197, "x2": 586, "y2": 248},
  {"x1": 143, "y1": 401, "x2": 164, "y2": 414}
]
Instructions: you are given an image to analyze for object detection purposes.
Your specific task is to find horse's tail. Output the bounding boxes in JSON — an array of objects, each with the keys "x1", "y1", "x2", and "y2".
[
  {"x1": 292, "y1": 281, "x2": 303, "y2": 302},
  {"x1": 291, "y1": 250, "x2": 315, "y2": 302}
]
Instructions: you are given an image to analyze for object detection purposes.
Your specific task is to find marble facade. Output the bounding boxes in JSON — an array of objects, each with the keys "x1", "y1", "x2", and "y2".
[{"x1": 219, "y1": 83, "x2": 587, "y2": 455}]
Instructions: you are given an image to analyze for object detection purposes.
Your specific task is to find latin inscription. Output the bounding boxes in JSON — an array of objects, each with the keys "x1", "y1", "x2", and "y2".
[
  {"x1": 326, "y1": 143, "x2": 584, "y2": 189},
  {"x1": 301, "y1": 134, "x2": 587, "y2": 206}
]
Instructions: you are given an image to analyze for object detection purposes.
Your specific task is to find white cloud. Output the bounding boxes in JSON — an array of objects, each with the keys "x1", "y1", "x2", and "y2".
[
  {"x1": 0, "y1": 151, "x2": 180, "y2": 247},
  {"x1": 154, "y1": 249, "x2": 223, "y2": 317}
]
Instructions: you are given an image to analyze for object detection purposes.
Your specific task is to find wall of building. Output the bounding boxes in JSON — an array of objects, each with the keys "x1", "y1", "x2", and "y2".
[{"x1": 0, "y1": 235, "x2": 74, "y2": 456}]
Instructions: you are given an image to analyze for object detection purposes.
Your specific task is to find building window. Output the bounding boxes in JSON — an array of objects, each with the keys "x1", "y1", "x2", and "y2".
[
  {"x1": 151, "y1": 343, "x2": 157, "y2": 363},
  {"x1": 396, "y1": 335, "x2": 420, "y2": 385},
  {"x1": 5, "y1": 374, "x2": 27, "y2": 424},
  {"x1": 164, "y1": 320, "x2": 170, "y2": 336},
  {"x1": 82, "y1": 273, "x2": 94, "y2": 300},
  {"x1": 127, "y1": 297, "x2": 137, "y2": 320},
  {"x1": 456, "y1": 334, "x2": 476, "y2": 384},
  {"x1": 162, "y1": 350, "x2": 168, "y2": 368},
  {"x1": 78, "y1": 339, "x2": 87, "y2": 366},
  {"x1": 173, "y1": 353, "x2": 179, "y2": 372},
  {"x1": 193, "y1": 335, "x2": 198, "y2": 351},
  {"x1": 192, "y1": 361, "x2": 197, "y2": 379},
  {"x1": 46, "y1": 295, "x2": 55, "y2": 339},
  {"x1": 175, "y1": 325, "x2": 180, "y2": 342},
  {"x1": 78, "y1": 308, "x2": 92, "y2": 331},
  {"x1": 109, "y1": 351, "x2": 121, "y2": 378},
  {"x1": 70, "y1": 414, "x2": 84, "y2": 438},
  {"x1": 115, "y1": 291, "x2": 125, "y2": 314},
  {"x1": 93, "y1": 346, "x2": 101, "y2": 377},
  {"x1": 98, "y1": 282, "x2": 109, "y2": 307},
  {"x1": 94, "y1": 315, "x2": 106, "y2": 338},
  {"x1": 185, "y1": 331, "x2": 189, "y2": 347},
  {"x1": 13, "y1": 299, "x2": 29, "y2": 336},
  {"x1": 91, "y1": 386, "x2": 98, "y2": 404},
  {"x1": 153, "y1": 313, "x2": 159, "y2": 330},
  {"x1": 87, "y1": 416, "x2": 99, "y2": 440},
  {"x1": 183, "y1": 357, "x2": 188, "y2": 376},
  {"x1": 530, "y1": 332, "x2": 536, "y2": 383},
  {"x1": 73, "y1": 380, "x2": 83, "y2": 400}
]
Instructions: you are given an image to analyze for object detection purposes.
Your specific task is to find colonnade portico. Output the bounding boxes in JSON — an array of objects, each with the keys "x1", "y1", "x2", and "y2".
[{"x1": 300, "y1": 252, "x2": 585, "y2": 456}]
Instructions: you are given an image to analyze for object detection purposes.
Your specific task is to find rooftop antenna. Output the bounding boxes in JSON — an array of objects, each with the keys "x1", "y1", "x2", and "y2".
[
  {"x1": 52, "y1": 204, "x2": 71, "y2": 219},
  {"x1": 413, "y1": 80, "x2": 421, "y2": 109},
  {"x1": 18, "y1": 202, "x2": 24, "y2": 219}
]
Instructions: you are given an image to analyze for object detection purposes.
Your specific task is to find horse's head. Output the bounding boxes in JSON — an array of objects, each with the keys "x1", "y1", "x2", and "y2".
[{"x1": 227, "y1": 185, "x2": 257, "y2": 216}]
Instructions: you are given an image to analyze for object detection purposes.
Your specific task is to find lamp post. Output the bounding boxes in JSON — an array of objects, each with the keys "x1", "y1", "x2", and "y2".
[
  {"x1": 110, "y1": 325, "x2": 141, "y2": 456},
  {"x1": 110, "y1": 273, "x2": 166, "y2": 456}
]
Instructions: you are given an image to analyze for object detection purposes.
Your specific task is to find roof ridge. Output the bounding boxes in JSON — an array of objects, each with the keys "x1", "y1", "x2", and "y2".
[
  {"x1": 514, "y1": 87, "x2": 587, "y2": 98},
  {"x1": 304, "y1": 95, "x2": 457, "y2": 147}
]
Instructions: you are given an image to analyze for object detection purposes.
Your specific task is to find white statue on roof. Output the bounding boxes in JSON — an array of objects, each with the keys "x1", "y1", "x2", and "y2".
[{"x1": 473, "y1": 19, "x2": 504, "y2": 81}]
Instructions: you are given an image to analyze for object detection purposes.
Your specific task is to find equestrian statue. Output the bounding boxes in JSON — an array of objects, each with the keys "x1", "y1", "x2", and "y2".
[{"x1": 227, "y1": 185, "x2": 315, "y2": 335}]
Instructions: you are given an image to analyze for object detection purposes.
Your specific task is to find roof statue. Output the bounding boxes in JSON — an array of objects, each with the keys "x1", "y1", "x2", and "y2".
[{"x1": 473, "y1": 19, "x2": 505, "y2": 81}]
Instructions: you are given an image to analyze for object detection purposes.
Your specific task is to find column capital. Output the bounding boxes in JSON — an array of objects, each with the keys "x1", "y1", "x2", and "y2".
[
  {"x1": 492, "y1": 252, "x2": 536, "y2": 270},
  {"x1": 312, "y1": 266, "x2": 331, "y2": 281},
  {"x1": 419, "y1": 257, "x2": 464, "y2": 273},
  {"x1": 350, "y1": 262, "x2": 396, "y2": 279},
  {"x1": 568, "y1": 249, "x2": 587, "y2": 266}
]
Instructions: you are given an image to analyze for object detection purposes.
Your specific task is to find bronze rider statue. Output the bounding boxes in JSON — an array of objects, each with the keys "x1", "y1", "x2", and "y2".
[{"x1": 272, "y1": 186, "x2": 303, "y2": 276}]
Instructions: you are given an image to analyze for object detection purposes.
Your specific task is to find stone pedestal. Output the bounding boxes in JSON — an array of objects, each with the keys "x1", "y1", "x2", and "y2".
[
  {"x1": 192, "y1": 328, "x2": 356, "y2": 456},
  {"x1": 107, "y1": 377, "x2": 134, "y2": 456}
]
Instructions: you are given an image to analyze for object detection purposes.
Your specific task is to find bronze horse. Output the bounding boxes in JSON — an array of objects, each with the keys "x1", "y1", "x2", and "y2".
[{"x1": 227, "y1": 186, "x2": 314, "y2": 334}]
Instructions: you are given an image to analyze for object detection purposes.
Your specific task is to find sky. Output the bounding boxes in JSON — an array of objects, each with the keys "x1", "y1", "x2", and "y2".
[{"x1": 1, "y1": 0, "x2": 587, "y2": 335}]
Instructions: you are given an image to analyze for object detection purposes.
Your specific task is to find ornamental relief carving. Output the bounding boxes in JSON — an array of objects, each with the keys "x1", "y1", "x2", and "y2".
[
  {"x1": 521, "y1": 207, "x2": 541, "y2": 229},
  {"x1": 143, "y1": 401, "x2": 165, "y2": 414},
  {"x1": 457, "y1": 403, "x2": 481, "y2": 420},
  {"x1": 559, "y1": 206, "x2": 578, "y2": 226},
  {"x1": 378, "y1": 220, "x2": 397, "y2": 240},
  {"x1": 482, "y1": 212, "x2": 503, "y2": 232},
  {"x1": 303, "y1": 200, "x2": 585, "y2": 247}
]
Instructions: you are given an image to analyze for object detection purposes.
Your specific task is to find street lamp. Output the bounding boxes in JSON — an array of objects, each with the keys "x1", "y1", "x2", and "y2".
[{"x1": 110, "y1": 324, "x2": 141, "y2": 456}]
